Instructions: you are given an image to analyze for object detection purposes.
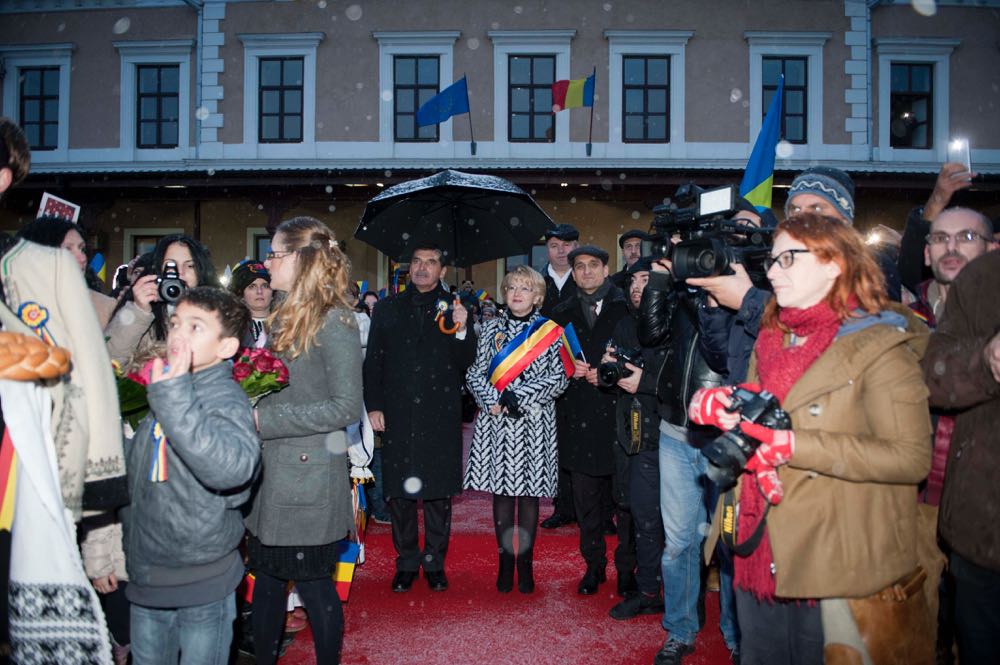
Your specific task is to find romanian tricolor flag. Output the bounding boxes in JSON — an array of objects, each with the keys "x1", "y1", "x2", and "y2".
[
  {"x1": 333, "y1": 540, "x2": 361, "y2": 601},
  {"x1": 487, "y1": 317, "x2": 566, "y2": 392},
  {"x1": 148, "y1": 420, "x2": 168, "y2": 482},
  {"x1": 0, "y1": 430, "x2": 17, "y2": 532},
  {"x1": 552, "y1": 69, "x2": 595, "y2": 112},
  {"x1": 739, "y1": 74, "x2": 784, "y2": 211},
  {"x1": 558, "y1": 322, "x2": 585, "y2": 376},
  {"x1": 476, "y1": 289, "x2": 489, "y2": 301}
]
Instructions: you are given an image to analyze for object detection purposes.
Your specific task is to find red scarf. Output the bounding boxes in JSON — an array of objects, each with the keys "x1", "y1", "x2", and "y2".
[{"x1": 734, "y1": 299, "x2": 841, "y2": 600}]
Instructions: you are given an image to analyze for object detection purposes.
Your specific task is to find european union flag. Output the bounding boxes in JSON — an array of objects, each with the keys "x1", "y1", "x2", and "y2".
[
  {"x1": 416, "y1": 76, "x2": 470, "y2": 127},
  {"x1": 740, "y1": 74, "x2": 784, "y2": 211}
]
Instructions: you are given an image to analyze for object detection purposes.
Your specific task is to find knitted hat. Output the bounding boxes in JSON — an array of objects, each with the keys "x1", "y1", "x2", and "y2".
[
  {"x1": 785, "y1": 166, "x2": 855, "y2": 224},
  {"x1": 230, "y1": 260, "x2": 270, "y2": 295}
]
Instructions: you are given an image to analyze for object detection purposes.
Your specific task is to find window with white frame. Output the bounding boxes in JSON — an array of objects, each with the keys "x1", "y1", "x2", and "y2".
[
  {"x1": 605, "y1": 31, "x2": 691, "y2": 151},
  {"x1": 239, "y1": 33, "x2": 323, "y2": 148},
  {"x1": 0, "y1": 43, "x2": 72, "y2": 156},
  {"x1": 115, "y1": 40, "x2": 192, "y2": 156},
  {"x1": 489, "y1": 31, "x2": 574, "y2": 147},
  {"x1": 374, "y1": 31, "x2": 458, "y2": 146},
  {"x1": 875, "y1": 38, "x2": 958, "y2": 162},
  {"x1": 745, "y1": 32, "x2": 829, "y2": 149}
]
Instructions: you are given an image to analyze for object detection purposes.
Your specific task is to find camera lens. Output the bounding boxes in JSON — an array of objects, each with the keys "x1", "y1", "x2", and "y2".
[{"x1": 166, "y1": 284, "x2": 181, "y2": 299}]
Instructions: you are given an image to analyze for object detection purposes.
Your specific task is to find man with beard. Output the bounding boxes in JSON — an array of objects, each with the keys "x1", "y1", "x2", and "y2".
[{"x1": 364, "y1": 245, "x2": 475, "y2": 593}]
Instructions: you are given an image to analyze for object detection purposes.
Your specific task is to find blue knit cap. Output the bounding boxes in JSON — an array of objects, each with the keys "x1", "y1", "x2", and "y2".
[{"x1": 785, "y1": 166, "x2": 855, "y2": 224}]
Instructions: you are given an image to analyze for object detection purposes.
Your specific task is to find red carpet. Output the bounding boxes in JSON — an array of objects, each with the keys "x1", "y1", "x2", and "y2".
[{"x1": 279, "y1": 490, "x2": 734, "y2": 665}]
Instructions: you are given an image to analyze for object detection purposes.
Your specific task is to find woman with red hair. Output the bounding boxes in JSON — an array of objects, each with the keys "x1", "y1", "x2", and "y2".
[{"x1": 692, "y1": 213, "x2": 933, "y2": 664}]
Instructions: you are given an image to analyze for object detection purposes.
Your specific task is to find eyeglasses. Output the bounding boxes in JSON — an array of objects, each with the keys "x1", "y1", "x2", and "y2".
[
  {"x1": 926, "y1": 230, "x2": 987, "y2": 246},
  {"x1": 503, "y1": 284, "x2": 533, "y2": 294},
  {"x1": 764, "y1": 249, "x2": 811, "y2": 271},
  {"x1": 265, "y1": 249, "x2": 295, "y2": 260}
]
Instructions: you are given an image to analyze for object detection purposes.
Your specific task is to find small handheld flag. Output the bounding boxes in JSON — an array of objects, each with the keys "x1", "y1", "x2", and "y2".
[
  {"x1": 552, "y1": 70, "x2": 595, "y2": 112},
  {"x1": 89, "y1": 253, "x2": 107, "y2": 282},
  {"x1": 739, "y1": 74, "x2": 784, "y2": 211},
  {"x1": 37, "y1": 192, "x2": 81, "y2": 222},
  {"x1": 356, "y1": 280, "x2": 369, "y2": 295}
]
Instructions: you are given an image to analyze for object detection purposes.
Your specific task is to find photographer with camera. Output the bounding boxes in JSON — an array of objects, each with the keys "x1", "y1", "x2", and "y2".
[
  {"x1": 549, "y1": 245, "x2": 630, "y2": 596},
  {"x1": 692, "y1": 212, "x2": 933, "y2": 664},
  {"x1": 598, "y1": 257, "x2": 667, "y2": 621}
]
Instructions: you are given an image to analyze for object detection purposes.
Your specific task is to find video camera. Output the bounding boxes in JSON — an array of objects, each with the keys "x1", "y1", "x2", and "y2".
[
  {"x1": 700, "y1": 386, "x2": 792, "y2": 489},
  {"x1": 598, "y1": 343, "x2": 644, "y2": 387},
  {"x1": 648, "y1": 184, "x2": 774, "y2": 284}
]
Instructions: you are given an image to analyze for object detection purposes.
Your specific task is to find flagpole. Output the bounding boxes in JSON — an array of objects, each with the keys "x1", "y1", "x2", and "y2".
[
  {"x1": 586, "y1": 67, "x2": 595, "y2": 157},
  {"x1": 464, "y1": 74, "x2": 476, "y2": 156}
]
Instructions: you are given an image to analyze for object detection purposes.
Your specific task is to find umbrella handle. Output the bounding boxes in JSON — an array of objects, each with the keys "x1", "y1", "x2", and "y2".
[{"x1": 438, "y1": 317, "x2": 461, "y2": 335}]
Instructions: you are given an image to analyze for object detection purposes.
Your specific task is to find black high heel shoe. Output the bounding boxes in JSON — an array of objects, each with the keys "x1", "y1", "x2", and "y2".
[
  {"x1": 516, "y1": 552, "x2": 534, "y2": 594},
  {"x1": 497, "y1": 551, "x2": 515, "y2": 593}
]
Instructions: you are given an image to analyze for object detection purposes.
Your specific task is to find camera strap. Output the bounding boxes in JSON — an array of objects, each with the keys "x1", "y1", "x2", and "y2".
[{"x1": 720, "y1": 488, "x2": 771, "y2": 558}]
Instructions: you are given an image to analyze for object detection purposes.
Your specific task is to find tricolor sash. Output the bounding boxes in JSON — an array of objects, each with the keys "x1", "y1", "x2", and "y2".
[{"x1": 487, "y1": 317, "x2": 566, "y2": 392}]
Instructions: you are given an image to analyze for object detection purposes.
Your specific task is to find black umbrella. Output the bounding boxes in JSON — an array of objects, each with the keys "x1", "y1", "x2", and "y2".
[{"x1": 354, "y1": 169, "x2": 555, "y2": 266}]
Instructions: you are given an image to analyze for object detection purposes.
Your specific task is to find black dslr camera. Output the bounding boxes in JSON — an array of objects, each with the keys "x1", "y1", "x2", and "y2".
[
  {"x1": 157, "y1": 259, "x2": 186, "y2": 304},
  {"x1": 598, "y1": 343, "x2": 644, "y2": 387},
  {"x1": 648, "y1": 184, "x2": 774, "y2": 286},
  {"x1": 700, "y1": 385, "x2": 792, "y2": 489}
]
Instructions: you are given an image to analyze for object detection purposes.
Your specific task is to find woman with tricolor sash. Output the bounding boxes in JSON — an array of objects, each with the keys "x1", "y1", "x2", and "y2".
[{"x1": 464, "y1": 265, "x2": 571, "y2": 594}]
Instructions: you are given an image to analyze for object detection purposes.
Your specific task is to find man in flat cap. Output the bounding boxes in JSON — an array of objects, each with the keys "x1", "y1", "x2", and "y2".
[
  {"x1": 549, "y1": 245, "x2": 630, "y2": 596},
  {"x1": 541, "y1": 224, "x2": 580, "y2": 317},
  {"x1": 610, "y1": 230, "x2": 646, "y2": 289}
]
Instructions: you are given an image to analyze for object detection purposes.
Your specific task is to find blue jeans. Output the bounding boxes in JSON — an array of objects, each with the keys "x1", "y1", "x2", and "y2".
[
  {"x1": 130, "y1": 595, "x2": 236, "y2": 665},
  {"x1": 658, "y1": 430, "x2": 708, "y2": 645}
]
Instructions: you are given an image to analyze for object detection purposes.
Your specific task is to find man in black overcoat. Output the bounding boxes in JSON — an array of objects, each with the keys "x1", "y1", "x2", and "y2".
[
  {"x1": 549, "y1": 245, "x2": 630, "y2": 596},
  {"x1": 364, "y1": 246, "x2": 476, "y2": 593}
]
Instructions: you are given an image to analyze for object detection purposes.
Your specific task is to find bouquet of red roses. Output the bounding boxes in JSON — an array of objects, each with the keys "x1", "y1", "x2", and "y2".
[{"x1": 232, "y1": 348, "x2": 290, "y2": 405}]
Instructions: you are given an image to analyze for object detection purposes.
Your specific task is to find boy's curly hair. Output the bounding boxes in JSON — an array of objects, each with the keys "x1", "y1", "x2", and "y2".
[{"x1": 178, "y1": 287, "x2": 250, "y2": 341}]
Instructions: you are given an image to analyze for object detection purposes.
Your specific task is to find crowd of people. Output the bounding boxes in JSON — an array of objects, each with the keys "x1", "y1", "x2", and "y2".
[{"x1": 2, "y1": 112, "x2": 1000, "y2": 665}]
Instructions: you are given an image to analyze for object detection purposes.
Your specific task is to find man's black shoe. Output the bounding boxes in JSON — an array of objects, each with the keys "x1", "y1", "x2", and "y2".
[
  {"x1": 541, "y1": 513, "x2": 575, "y2": 529},
  {"x1": 603, "y1": 518, "x2": 616, "y2": 536},
  {"x1": 609, "y1": 592, "x2": 664, "y2": 620},
  {"x1": 652, "y1": 638, "x2": 695, "y2": 665},
  {"x1": 425, "y1": 570, "x2": 448, "y2": 591},
  {"x1": 391, "y1": 570, "x2": 417, "y2": 592},
  {"x1": 616, "y1": 569, "x2": 638, "y2": 597},
  {"x1": 577, "y1": 566, "x2": 606, "y2": 595}
]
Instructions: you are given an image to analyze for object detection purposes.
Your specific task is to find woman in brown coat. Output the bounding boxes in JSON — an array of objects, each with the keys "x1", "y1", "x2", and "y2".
[{"x1": 691, "y1": 213, "x2": 933, "y2": 665}]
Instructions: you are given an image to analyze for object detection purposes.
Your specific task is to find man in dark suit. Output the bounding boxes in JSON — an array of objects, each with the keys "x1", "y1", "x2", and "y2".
[
  {"x1": 550, "y1": 245, "x2": 630, "y2": 595},
  {"x1": 610, "y1": 229, "x2": 646, "y2": 289},
  {"x1": 364, "y1": 245, "x2": 476, "y2": 593},
  {"x1": 540, "y1": 223, "x2": 580, "y2": 317}
]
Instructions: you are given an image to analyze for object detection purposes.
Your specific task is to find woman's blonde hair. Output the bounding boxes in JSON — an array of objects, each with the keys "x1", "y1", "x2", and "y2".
[
  {"x1": 762, "y1": 212, "x2": 889, "y2": 330},
  {"x1": 501, "y1": 264, "x2": 546, "y2": 308},
  {"x1": 268, "y1": 216, "x2": 353, "y2": 358}
]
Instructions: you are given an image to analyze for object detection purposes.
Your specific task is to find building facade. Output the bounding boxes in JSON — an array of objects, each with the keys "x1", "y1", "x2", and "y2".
[{"x1": 1, "y1": 0, "x2": 998, "y2": 292}]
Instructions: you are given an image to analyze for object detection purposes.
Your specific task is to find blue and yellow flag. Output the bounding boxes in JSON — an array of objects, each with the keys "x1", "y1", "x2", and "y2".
[
  {"x1": 739, "y1": 74, "x2": 784, "y2": 211},
  {"x1": 89, "y1": 252, "x2": 106, "y2": 282}
]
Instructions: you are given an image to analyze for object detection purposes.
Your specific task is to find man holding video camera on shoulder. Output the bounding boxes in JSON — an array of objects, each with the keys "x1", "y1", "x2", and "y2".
[
  {"x1": 599, "y1": 257, "x2": 667, "y2": 621},
  {"x1": 638, "y1": 185, "x2": 737, "y2": 665}
]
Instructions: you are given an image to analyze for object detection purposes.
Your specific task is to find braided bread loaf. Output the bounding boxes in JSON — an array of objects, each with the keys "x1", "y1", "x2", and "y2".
[{"x1": 0, "y1": 331, "x2": 72, "y2": 381}]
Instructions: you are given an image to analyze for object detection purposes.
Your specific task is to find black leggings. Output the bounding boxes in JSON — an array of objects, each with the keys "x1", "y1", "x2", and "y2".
[
  {"x1": 251, "y1": 572, "x2": 344, "y2": 665},
  {"x1": 492, "y1": 494, "x2": 539, "y2": 556}
]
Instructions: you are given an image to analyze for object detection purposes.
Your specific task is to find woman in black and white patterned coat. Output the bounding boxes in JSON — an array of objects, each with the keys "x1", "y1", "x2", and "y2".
[{"x1": 465, "y1": 265, "x2": 569, "y2": 594}]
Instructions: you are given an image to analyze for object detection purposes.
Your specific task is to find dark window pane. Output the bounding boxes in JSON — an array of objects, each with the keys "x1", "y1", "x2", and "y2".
[
  {"x1": 396, "y1": 88, "x2": 414, "y2": 112},
  {"x1": 138, "y1": 67, "x2": 158, "y2": 93},
  {"x1": 260, "y1": 59, "x2": 281, "y2": 86},
  {"x1": 785, "y1": 90, "x2": 804, "y2": 114},
  {"x1": 911, "y1": 65, "x2": 931, "y2": 93},
  {"x1": 44, "y1": 99, "x2": 59, "y2": 120},
  {"x1": 161, "y1": 121, "x2": 178, "y2": 146},
  {"x1": 511, "y1": 114, "x2": 529, "y2": 139},
  {"x1": 417, "y1": 58, "x2": 437, "y2": 84},
  {"x1": 284, "y1": 90, "x2": 302, "y2": 113},
  {"x1": 417, "y1": 88, "x2": 436, "y2": 107},
  {"x1": 535, "y1": 87, "x2": 552, "y2": 111},
  {"x1": 160, "y1": 67, "x2": 179, "y2": 93},
  {"x1": 647, "y1": 89, "x2": 667, "y2": 114},
  {"x1": 912, "y1": 124, "x2": 927, "y2": 147},
  {"x1": 625, "y1": 89, "x2": 644, "y2": 113},
  {"x1": 395, "y1": 57, "x2": 415, "y2": 85},
  {"x1": 283, "y1": 59, "x2": 303, "y2": 85},
  {"x1": 784, "y1": 59, "x2": 806, "y2": 86},
  {"x1": 912, "y1": 97, "x2": 928, "y2": 118},
  {"x1": 418, "y1": 124, "x2": 436, "y2": 139},
  {"x1": 511, "y1": 87, "x2": 530, "y2": 113},
  {"x1": 283, "y1": 115, "x2": 301, "y2": 140},
  {"x1": 510, "y1": 57, "x2": 531, "y2": 84},
  {"x1": 533, "y1": 58, "x2": 553, "y2": 84},
  {"x1": 261, "y1": 90, "x2": 280, "y2": 114},
  {"x1": 43, "y1": 69, "x2": 59, "y2": 96},
  {"x1": 24, "y1": 125, "x2": 39, "y2": 146},
  {"x1": 533, "y1": 114, "x2": 552, "y2": 139},
  {"x1": 762, "y1": 59, "x2": 781, "y2": 86},
  {"x1": 22, "y1": 69, "x2": 40, "y2": 95},
  {"x1": 140, "y1": 97, "x2": 158, "y2": 120},
  {"x1": 140, "y1": 122, "x2": 157, "y2": 145},
  {"x1": 23, "y1": 100, "x2": 39, "y2": 121},
  {"x1": 396, "y1": 115, "x2": 414, "y2": 139},
  {"x1": 625, "y1": 116, "x2": 643, "y2": 140},
  {"x1": 624, "y1": 57, "x2": 644, "y2": 85},
  {"x1": 647, "y1": 115, "x2": 667, "y2": 140},
  {"x1": 763, "y1": 89, "x2": 775, "y2": 111},
  {"x1": 647, "y1": 58, "x2": 668, "y2": 85},
  {"x1": 161, "y1": 97, "x2": 179, "y2": 121},
  {"x1": 890, "y1": 65, "x2": 908, "y2": 92},
  {"x1": 261, "y1": 115, "x2": 279, "y2": 140},
  {"x1": 785, "y1": 116, "x2": 804, "y2": 141}
]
